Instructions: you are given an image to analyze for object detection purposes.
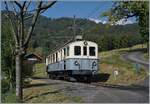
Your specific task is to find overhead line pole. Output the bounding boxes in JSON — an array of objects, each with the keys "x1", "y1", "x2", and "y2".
[{"x1": 73, "y1": 15, "x2": 76, "y2": 40}]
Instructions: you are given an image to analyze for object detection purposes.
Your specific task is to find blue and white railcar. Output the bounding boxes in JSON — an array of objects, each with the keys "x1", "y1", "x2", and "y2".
[{"x1": 46, "y1": 40, "x2": 99, "y2": 79}]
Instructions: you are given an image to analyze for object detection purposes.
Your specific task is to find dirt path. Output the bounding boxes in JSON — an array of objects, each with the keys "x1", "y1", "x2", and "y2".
[
  {"x1": 122, "y1": 51, "x2": 149, "y2": 87},
  {"x1": 122, "y1": 51, "x2": 149, "y2": 69},
  {"x1": 37, "y1": 78, "x2": 149, "y2": 103}
]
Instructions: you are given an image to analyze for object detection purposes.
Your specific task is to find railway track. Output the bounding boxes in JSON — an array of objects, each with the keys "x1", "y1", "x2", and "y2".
[
  {"x1": 88, "y1": 82, "x2": 149, "y2": 92},
  {"x1": 35, "y1": 75, "x2": 149, "y2": 92}
]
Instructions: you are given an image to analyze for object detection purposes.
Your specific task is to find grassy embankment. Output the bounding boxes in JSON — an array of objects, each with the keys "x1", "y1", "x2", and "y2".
[
  {"x1": 23, "y1": 63, "x2": 83, "y2": 103},
  {"x1": 99, "y1": 44, "x2": 149, "y2": 85}
]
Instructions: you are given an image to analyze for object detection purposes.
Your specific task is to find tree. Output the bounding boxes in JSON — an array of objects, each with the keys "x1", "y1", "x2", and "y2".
[
  {"x1": 1, "y1": 21, "x2": 15, "y2": 91},
  {"x1": 102, "y1": 1, "x2": 149, "y2": 49},
  {"x1": 3, "y1": 1, "x2": 56, "y2": 102}
]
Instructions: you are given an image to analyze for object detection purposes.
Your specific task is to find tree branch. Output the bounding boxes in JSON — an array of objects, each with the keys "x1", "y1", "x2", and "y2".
[
  {"x1": 40, "y1": 1, "x2": 56, "y2": 10},
  {"x1": 11, "y1": 2, "x2": 18, "y2": 16},
  {"x1": 24, "y1": 14, "x2": 34, "y2": 21},
  {"x1": 4, "y1": 1, "x2": 19, "y2": 45},
  {"x1": 14, "y1": 1, "x2": 22, "y2": 9},
  {"x1": 126, "y1": 13, "x2": 137, "y2": 18},
  {"x1": 23, "y1": 1, "x2": 42, "y2": 47},
  {"x1": 24, "y1": 1, "x2": 56, "y2": 48},
  {"x1": 20, "y1": 7, "x2": 25, "y2": 46}
]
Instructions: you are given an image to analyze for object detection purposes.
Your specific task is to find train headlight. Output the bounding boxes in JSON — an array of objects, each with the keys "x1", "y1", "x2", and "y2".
[
  {"x1": 74, "y1": 61, "x2": 79, "y2": 66},
  {"x1": 92, "y1": 61, "x2": 97, "y2": 66}
]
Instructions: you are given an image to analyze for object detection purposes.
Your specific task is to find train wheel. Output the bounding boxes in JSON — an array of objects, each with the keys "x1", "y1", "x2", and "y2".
[{"x1": 48, "y1": 74, "x2": 52, "y2": 79}]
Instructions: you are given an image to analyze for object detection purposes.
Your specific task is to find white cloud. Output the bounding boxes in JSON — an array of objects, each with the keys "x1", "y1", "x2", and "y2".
[
  {"x1": 89, "y1": 18, "x2": 135, "y2": 25},
  {"x1": 114, "y1": 19, "x2": 135, "y2": 25},
  {"x1": 89, "y1": 18, "x2": 107, "y2": 24}
]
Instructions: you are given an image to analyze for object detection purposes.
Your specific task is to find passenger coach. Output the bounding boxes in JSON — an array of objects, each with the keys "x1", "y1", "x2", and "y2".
[{"x1": 46, "y1": 39, "x2": 99, "y2": 79}]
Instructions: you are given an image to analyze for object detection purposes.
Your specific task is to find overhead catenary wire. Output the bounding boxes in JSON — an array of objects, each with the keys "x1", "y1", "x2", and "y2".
[
  {"x1": 78, "y1": 3, "x2": 102, "y2": 38},
  {"x1": 86, "y1": 3, "x2": 102, "y2": 19},
  {"x1": 48, "y1": 4, "x2": 102, "y2": 52}
]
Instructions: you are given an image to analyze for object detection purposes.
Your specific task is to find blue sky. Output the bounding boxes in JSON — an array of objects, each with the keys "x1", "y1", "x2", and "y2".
[
  {"x1": 41, "y1": 1, "x2": 136, "y2": 24},
  {"x1": 42, "y1": 1, "x2": 113, "y2": 20},
  {"x1": 1, "y1": 1, "x2": 136, "y2": 24}
]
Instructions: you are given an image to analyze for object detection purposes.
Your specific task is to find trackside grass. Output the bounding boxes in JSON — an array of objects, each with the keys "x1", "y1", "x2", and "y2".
[
  {"x1": 99, "y1": 44, "x2": 148, "y2": 85},
  {"x1": 23, "y1": 79, "x2": 83, "y2": 103},
  {"x1": 23, "y1": 63, "x2": 83, "y2": 103},
  {"x1": 33, "y1": 63, "x2": 47, "y2": 77}
]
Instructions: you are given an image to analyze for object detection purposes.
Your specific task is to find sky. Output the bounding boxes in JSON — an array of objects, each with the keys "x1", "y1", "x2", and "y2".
[
  {"x1": 42, "y1": 1, "x2": 113, "y2": 20},
  {"x1": 41, "y1": 1, "x2": 136, "y2": 25},
  {"x1": 1, "y1": 1, "x2": 136, "y2": 25}
]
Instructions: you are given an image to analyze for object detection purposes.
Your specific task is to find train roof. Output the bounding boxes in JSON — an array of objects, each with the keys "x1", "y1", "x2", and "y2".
[{"x1": 47, "y1": 39, "x2": 97, "y2": 57}]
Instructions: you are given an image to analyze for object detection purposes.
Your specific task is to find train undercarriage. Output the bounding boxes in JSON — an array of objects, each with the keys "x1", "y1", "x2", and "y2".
[{"x1": 47, "y1": 70, "x2": 97, "y2": 82}]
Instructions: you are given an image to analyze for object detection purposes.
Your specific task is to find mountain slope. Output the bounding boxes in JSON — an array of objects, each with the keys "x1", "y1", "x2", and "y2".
[{"x1": 1, "y1": 11, "x2": 142, "y2": 56}]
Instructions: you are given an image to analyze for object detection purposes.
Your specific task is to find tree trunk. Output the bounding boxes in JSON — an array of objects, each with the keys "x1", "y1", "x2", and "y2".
[
  {"x1": 16, "y1": 54, "x2": 23, "y2": 102},
  {"x1": 147, "y1": 42, "x2": 149, "y2": 52}
]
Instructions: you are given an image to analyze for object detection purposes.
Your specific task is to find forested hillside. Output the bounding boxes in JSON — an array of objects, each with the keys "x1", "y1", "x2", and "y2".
[{"x1": 2, "y1": 11, "x2": 143, "y2": 57}]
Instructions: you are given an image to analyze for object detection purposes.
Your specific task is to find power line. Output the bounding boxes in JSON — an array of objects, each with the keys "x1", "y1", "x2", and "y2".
[{"x1": 86, "y1": 4, "x2": 102, "y2": 19}]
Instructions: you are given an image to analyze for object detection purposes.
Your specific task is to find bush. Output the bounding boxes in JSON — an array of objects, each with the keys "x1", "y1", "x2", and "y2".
[
  {"x1": 1, "y1": 89, "x2": 16, "y2": 103},
  {"x1": 1, "y1": 79, "x2": 9, "y2": 93}
]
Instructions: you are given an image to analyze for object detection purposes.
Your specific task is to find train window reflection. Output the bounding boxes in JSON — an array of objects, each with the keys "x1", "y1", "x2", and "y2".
[
  {"x1": 56, "y1": 53, "x2": 58, "y2": 62},
  {"x1": 89, "y1": 47, "x2": 95, "y2": 56},
  {"x1": 64, "y1": 48, "x2": 66, "y2": 58},
  {"x1": 67, "y1": 46, "x2": 69, "y2": 56},
  {"x1": 74, "y1": 46, "x2": 81, "y2": 55},
  {"x1": 83, "y1": 46, "x2": 87, "y2": 55},
  {"x1": 53, "y1": 55, "x2": 54, "y2": 62}
]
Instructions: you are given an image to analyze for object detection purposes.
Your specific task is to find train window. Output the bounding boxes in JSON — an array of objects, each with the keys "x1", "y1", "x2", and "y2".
[
  {"x1": 89, "y1": 47, "x2": 95, "y2": 56},
  {"x1": 64, "y1": 48, "x2": 66, "y2": 58},
  {"x1": 56, "y1": 53, "x2": 58, "y2": 62},
  {"x1": 83, "y1": 46, "x2": 87, "y2": 55},
  {"x1": 67, "y1": 46, "x2": 69, "y2": 56},
  {"x1": 61, "y1": 50, "x2": 62, "y2": 60},
  {"x1": 53, "y1": 54, "x2": 55, "y2": 62},
  {"x1": 50, "y1": 56, "x2": 52, "y2": 63},
  {"x1": 74, "y1": 46, "x2": 81, "y2": 55},
  {"x1": 52, "y1": 55, "x2": 53, "y2": 63},
  {"x1": 49, "y1": 56, "x2": 51, "y2": 63}
]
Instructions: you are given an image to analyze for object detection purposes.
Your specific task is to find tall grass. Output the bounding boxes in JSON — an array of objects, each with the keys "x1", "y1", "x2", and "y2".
[{"x1": 99, "y1": 44, "x2": 148, "y2": 85}]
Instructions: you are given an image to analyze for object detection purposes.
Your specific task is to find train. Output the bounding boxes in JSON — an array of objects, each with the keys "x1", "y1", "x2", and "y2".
[{"x1": 46, "y1": 37, "x2": 99, "y2": 81}]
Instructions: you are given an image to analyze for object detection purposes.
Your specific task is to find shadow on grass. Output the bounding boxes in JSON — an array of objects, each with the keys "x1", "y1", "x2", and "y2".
[
  {"x1": 24, "y1": 89, "x2": 62, "y2": 102},
  {"x1": 32, "y1": 76, "x2": 48, "y2": 79},
  {"x1": 24, "y1": 82, "x2": 60, "y2": 88},
  {"x1": 72, "y1": 73, "x2": 110, "y2": 83}
]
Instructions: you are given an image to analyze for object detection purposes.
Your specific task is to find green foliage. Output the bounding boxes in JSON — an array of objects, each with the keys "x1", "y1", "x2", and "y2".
[
  {"x1": 27, "y1": 15, "x2": 142, "y2": 55},
  {"x1": 1, "y1": 79, "x2": 10, "y2": 93},
  {"x1": 2, "y1": 10, "x2": 143, "y2": 56},
  {"x1": 1, "y1": 89, "x2": 16, "y2": 103},
  {"x1": 102, "y1": 1, "x2": 149, "y2": 44},
  {"x1": 1, "y1": 19, "x2": 16, "y2": 89}
]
